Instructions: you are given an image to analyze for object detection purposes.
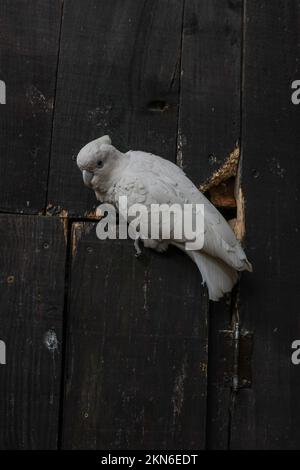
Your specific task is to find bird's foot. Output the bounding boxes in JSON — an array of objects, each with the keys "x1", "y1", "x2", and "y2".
[{"x1": 134, "y1": 236, "x2": 142, "y2": 258}]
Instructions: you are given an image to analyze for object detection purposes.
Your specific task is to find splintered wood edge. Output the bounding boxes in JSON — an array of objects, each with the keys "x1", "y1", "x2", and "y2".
[
  {"x1": 198, "y1": 146, "x2": 246, "y2": 241},
  {"x1": 71, "y1": 222, "x2": 96, "y2": 258},
  {"x1": 60, "y1": 217, "x2": 68, "y2": 245},
  {"x1": 71, "y1": 222, "x2": 84, "y2": 258},
  {"x1": 199, "y1": 147, "x2": 240, "y2": 193},
  {"x1": 228, "y1": 187, "x2": 246, "y2": 242}
]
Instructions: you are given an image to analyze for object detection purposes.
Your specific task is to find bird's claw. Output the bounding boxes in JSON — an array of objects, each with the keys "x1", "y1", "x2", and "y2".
[{"x1": 134, "y1": 237, "x2": 142, "y2": 258}]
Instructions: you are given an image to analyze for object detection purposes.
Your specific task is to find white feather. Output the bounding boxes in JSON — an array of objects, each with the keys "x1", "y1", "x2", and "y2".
[{"x1": 77, "y1": 139, "x2": 252, "y2": 301}]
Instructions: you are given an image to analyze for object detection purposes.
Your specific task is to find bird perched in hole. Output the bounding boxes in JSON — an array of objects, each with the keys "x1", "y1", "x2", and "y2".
[{"x1": 77, "y1": 135, "x2": 252, "y2": 301}]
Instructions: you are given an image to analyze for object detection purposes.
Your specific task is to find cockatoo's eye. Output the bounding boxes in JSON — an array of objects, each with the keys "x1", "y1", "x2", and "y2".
[{"x1": 97, "y1": 160, "x2": 103, "y2": 168}]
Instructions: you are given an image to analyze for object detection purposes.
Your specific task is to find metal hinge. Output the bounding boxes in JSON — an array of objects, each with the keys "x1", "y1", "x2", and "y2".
[{"x1": 219, "y1": 324, "x2": 253, "y2": 390}]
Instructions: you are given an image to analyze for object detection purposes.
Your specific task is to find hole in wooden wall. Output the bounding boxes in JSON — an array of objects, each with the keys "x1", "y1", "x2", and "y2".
[
  {"x1": 203, "y1": 178, "x2": 237, "y2": 222},
  {"x1": 199, "y1": 147, "x2": 245, "y2": 241}
]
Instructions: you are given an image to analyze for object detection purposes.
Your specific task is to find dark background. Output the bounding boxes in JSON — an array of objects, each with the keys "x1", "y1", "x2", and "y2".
[{"x1": 0, "y1": 0, "x2": 300, "y2": 450}]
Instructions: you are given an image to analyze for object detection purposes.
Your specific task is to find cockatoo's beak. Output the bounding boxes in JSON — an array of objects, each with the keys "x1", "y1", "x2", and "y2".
[{"x1": 82, "y1": 170, "x2": 93, "y2": 187}]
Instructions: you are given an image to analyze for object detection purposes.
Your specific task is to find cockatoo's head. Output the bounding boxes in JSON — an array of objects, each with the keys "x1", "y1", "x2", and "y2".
[{"x1": 77, "y1": 135, "x2": 123, "y2": 190}]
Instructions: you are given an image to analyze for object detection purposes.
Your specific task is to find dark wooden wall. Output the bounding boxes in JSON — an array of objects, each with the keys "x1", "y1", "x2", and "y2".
[{"x1": 0, "y1": 0, "x2": 299, "y2": 449}]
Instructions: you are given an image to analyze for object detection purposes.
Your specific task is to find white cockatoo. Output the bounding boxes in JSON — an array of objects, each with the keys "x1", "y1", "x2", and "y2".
[{"x1": 77, "y1": 135, "x2": 252, "y2": 301}]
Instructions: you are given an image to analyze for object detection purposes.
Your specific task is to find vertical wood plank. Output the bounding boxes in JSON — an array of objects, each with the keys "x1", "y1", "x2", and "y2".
[
  {"x1": 205, "y1": 301, "x2": 233, "y2": 449},
  {"x1": 62, "y1": 223, "x2": 208, "y2": 449},
  {"x1": 46, "y1": 0, "x2": 184, "y2": 217},
  {"x1": 179, "y1": 0, "x2": 243, "y2": 449},
  {"x1": 179, "y1": 0, "x2": 242, "y2": 182},
  {"x1": 0, "y1": 0, "x2": 63, "y2": 214},
  {"x1": 0, "y1": 215, "x2": 66, "y2": 449},
  {"x1": 230, "y1": 0, "x2": 300, "y2": 449}
]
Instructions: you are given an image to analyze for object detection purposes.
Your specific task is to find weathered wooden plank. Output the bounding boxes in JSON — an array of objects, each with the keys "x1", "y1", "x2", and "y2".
[
  {"x1": 46, "y1": 0, "x2": 184, "y2": 217},
  {"x1": 0, "y1": 0, "x2": 63, "y2": 214},
  {"x1": 179, "y1": 0, "x2": 242, "y2": 183},
  {"x1": 62, "y1": 223, "x2": 208, "y2": 449},
  {"x1": 179, "y1": 0, "x2": 243, "y2": 449},
  {"x1": 0, "y1": 215, "x2": 66, "y2": 449},
  {"x1": 205, "y1": 301, "x2": 233, "y2": 449},
  {"x1": 230, "y1": 0, "x2": 300, "y2": 449}
]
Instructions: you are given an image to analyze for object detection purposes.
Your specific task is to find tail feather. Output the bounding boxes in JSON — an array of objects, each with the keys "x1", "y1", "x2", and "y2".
[
  {"x1": 189, "y1": 251, "x2": 238, "y2": 301},
  {"x1": 172, "y1": 242, "x2": 239, "y2": 301},
  {"x1": 204, "y1": 234, "x2": 253, "y2": 273}
]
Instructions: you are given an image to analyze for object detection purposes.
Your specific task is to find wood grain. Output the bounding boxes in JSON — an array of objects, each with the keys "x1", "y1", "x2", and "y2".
[
  {"x1": 0, "y1": 215, "x2": 66, "y2": 449},
  {"x1": 179, "y1": 0, "x2": 243, "y2": 449},
  {"x1": 47, "y1": 0, "x2": 184, "y2": 217},
  {"x1": 2, "y1": 0, "x2": 298, "y2": 450},
  {"x1": 179, "y1": 0, "x2": 242, "y2": 184},
  {"x1": 230, "y1": 0, "x2": 300, "y2": 449},
  {"x1": 0, "y1": 0, "x2": 63, "y2": 214},
  {"x1": 61, "y1": 223, "x2": 208, "y2": 449}
]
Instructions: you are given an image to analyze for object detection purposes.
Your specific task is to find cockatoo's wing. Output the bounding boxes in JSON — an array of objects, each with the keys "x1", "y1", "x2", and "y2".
[{"x1": 112, "y1": 151, "x2": 251, "y2": 273}]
